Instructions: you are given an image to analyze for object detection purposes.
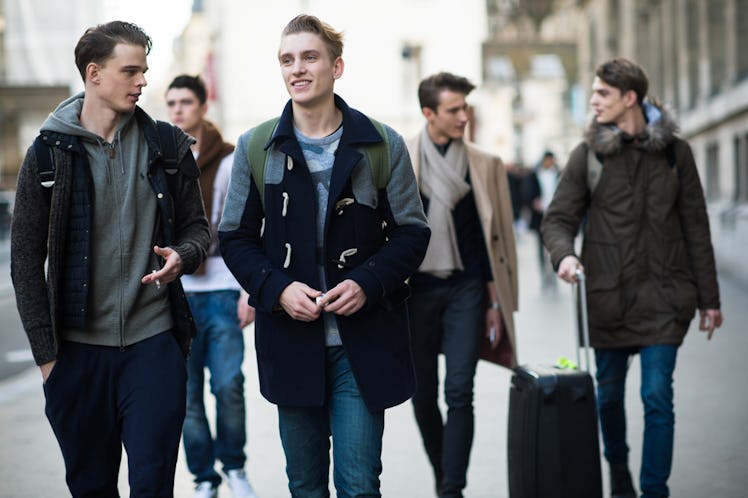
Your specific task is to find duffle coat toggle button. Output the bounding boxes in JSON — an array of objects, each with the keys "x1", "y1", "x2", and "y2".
[
  {"x1": 335, "y1": 198, "x2": 354, "y2": 215},
  {"x1": 335, "y1": 248, "x2": 358, "y2": 269},
  {"x1": 283, "y1": 243, "x2": 292, "y2": 268},
  {"x1": 282, "y1": 192, "x2": 289, "y2": 217}
]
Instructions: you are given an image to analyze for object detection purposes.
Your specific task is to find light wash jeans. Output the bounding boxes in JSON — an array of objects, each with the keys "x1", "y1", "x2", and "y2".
[
  {"x1": 278, "y1": 346, "x2": 384, "y2": 498},
  {"x1": 183, "y1": 290, "x2": 247, "y2": 486},
  {"x1": 595, "y1": 344, "x2": 678, "y2": 498}
]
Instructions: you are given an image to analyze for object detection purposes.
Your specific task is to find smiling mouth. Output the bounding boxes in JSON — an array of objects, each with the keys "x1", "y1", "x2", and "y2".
[{"x1": 292, "y1": 80, "x2": 311, "y2": 87}]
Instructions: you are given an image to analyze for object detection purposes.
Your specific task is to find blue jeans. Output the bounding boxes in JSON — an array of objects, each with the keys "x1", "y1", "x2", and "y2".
[
  {"x1": 183, "y1": 290, "x2": 247, "y2": 486},
  {"x1": 408, "y1": 277, "x2": 484, "y2": 498},
  {"x1": 595, "y1": 345, "x2": 678, "y2": 498},
  {"x1": 277, "y1": 346, "x2": 384, "y2": 498}
]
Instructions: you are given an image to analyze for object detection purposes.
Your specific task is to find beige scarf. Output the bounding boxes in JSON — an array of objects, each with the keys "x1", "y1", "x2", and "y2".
[{"x1": 418, "y1": 127, "x2": 471, "y2": 278}]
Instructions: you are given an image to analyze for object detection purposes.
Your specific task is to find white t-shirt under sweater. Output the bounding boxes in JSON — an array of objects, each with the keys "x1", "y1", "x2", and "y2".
[{"x1": 181, "y1": 151, "x2": 241, "y2": 293}]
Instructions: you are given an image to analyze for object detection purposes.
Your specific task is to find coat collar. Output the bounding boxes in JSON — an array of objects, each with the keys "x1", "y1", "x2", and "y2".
[
  {"x1": 266, "y1": 94, "x2": 384, "y2": 150},
  {"x1": 585, "y1": 100, "x2": 679, "y2": 156}
]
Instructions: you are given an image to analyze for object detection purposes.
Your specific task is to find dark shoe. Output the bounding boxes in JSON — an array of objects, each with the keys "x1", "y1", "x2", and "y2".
[{"x1": 610, "y1": 463, "x2": 636, "y2": 498}]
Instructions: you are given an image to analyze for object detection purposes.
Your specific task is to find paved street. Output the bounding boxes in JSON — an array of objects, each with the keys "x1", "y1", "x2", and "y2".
[{"x1": 1, "y1": 232, "x2": 746, "y2": 497}]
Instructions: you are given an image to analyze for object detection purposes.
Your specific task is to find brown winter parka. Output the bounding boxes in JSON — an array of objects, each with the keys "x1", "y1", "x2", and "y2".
[{"x1": 541, "y1": 104, "x2": 720, "y2": 349}]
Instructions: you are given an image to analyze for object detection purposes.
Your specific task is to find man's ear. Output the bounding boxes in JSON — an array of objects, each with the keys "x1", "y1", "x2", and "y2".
[
  {"x1": 422, "y1": 107, "x2": 435, "y2": 120},
  {"x1": 86, "y1": 62, "x2": 100, "y2": 85},
  {"x1": 333, "y1": 57, "x2": 344, "y2": 80},
  {"x1": 623, "y1": 89, "x2": 638, "y2": 108}
]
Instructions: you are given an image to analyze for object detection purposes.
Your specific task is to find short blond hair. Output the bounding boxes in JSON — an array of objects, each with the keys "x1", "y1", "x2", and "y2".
[{"x1": 281, "y1": 14, "x2": 344, "y2": 61}]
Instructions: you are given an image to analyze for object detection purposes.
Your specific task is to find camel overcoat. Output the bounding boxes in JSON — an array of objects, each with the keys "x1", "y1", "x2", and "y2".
[{"x1": 406, "y1": 135, "x2": 518, "y2": 368}]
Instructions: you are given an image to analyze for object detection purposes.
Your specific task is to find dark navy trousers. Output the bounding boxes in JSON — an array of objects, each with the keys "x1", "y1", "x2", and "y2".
[{"x1": 43, "y1": 331, "x2": 187, "y2": 497}]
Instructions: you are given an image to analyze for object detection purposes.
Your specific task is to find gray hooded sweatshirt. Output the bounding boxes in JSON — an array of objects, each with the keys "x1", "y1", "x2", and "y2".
[{"x1": 41, "y1": 93, "x2": 173, "y2": 347}]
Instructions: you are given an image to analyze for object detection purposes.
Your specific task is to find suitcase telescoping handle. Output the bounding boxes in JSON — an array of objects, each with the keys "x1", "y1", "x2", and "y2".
[{"x1": 574, "y1": 268, "x2": 593, "y2": 372}]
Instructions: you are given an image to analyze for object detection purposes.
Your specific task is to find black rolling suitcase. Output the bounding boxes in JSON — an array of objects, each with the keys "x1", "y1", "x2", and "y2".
[{"x1": 507, "y1": 270, "x2": 602, "y2": 498}]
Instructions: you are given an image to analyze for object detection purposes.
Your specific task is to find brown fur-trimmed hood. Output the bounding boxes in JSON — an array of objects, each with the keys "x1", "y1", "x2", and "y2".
[{"x1": 585, "y1": 101, "x2": 679, "y2": 156}]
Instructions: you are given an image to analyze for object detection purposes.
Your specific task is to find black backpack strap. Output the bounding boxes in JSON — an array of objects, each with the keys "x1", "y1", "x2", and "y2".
[
  {"x1": 34, "y1": 134, "x2": 56, "y2": 188},
  {"x1": 156, "y1": 120, "x2": 180, "y2": 174}
]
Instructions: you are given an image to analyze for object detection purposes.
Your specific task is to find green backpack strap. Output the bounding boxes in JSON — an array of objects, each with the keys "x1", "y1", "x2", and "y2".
[
  {"x1": 247, "y1": 117, "x2": 281, "y2": 208},
  {"x1": 365, "y1": 117, "x2": 391, "y2": 189},
  {"x1": 247, "y1": 116, "x2": 390, "y2": 208}
]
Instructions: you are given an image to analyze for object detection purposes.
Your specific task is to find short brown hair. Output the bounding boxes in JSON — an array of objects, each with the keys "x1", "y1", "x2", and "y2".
[
  {"x1": 168, "y1": 74, "x2": 207, "y2": 105},
  {"x1": 281, "y1": 15, "x2": 344, "y2": 61},
  {"x1": 418, "y1": 72, "x2": 476, "y2": 111},
  {"x1": 595, "y1": 58, "x2": 649, "y2": 106},
  {"x1": 74, "y1": 21, "x2": 152, "y2": 82}
]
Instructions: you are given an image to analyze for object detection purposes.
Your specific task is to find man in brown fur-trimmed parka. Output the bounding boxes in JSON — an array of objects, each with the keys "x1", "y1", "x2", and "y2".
[{"x1": 541, "y1": 58, "x2": 723, "y2": 498}]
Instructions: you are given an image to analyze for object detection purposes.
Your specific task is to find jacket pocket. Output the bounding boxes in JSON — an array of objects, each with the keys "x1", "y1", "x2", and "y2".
[
  {"x1": 661, "y1": 237, "x2": 698, "y2": 323},
  {"x1": 583, "y1": 240, "x2": 624, "y2": 327}
]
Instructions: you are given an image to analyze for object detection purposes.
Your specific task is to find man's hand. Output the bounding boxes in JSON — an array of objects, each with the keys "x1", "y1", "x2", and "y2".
[
  {"x1": 40, "y1": 360, "x2": 55, "y2": 383},
  {"x1": 141, "y1": 245, "x2": 183, "y2": 287},
  {"x1": 557, "y1": 255, "x2": 583, "y2": 283},
  {"x1": 699, "y1": 309, "x2": 724, "y2": 340},
  {"x1": 485, "y1": 308, "x2": 503, "y2": 349},
  {"x1": 319, "y1": 279, "x2": 367, "y2": 316},
  {"x1": 279, "y1": 282, "x2": 323, "y2": 321},
  {"x1": 237, "y1": 291, "x2": 255, "y2": 328}
]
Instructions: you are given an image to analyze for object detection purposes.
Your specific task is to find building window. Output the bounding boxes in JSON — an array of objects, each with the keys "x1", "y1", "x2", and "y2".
[
  {"x1": 589, "y1": 17, "x2": 598, "y2": 70},
  {"x1": 705, "y1": 142, "x2": 720, "y2": 202},
  {"x1": 686, "y1": 0, "x2": 700, "y2": 108},
  {"x1": 606, "y1": 0, "x2": 620, "y2": 55},
  {"x1": 636, "y1": 9, "x2": 652, "y2": 79},
  {"x1": 708, "y1": 0, "x2": 727, "y2": 95},
  {"x1": 735, "y1": 135, "x2": 748, "y2": 203},
  {"x1": 653, "y1": 8, "x2": 665, "y2": 101},
  {"x1": 738, "y1": 0, "x2": 748, "y2": 81},
  {"x1": 669, "y1": 0, "x2": 680, "y2": 109}
]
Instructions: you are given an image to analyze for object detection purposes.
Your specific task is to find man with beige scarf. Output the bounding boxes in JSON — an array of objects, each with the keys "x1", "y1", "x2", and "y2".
[{"x1": 406, "y1": 72, "x2": 518, "y2": 498}]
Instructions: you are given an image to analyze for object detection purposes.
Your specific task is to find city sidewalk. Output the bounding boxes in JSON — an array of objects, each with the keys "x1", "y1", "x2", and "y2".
[{"x1": 1, "y1": 233, "x2": 746, "y2": 497}]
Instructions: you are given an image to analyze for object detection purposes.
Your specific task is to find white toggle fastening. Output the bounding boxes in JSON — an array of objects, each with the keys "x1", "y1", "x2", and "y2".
[
  {"x1": 286, "y1": 156, "x2": 293, "y2": 170},
  {"x1": 335, "y1": 197, "x2": 354, "y2": 214},
  {"x1": 283, "y1": 243, "x2": 292, "y2": 268},
  {"x1": 337, "y1": 248, "x2": 358, "y2": 268},
  {"x1": 282, "y1": 192, "x2": 289, "y2": 217}
]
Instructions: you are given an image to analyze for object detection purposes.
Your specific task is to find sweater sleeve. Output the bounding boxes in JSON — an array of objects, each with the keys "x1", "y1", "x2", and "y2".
[
  {"x1": 10, "y1": 144, "x2": 57, "y2": 365},
  {"x1": 218, "y1": 130, "x2": 294, "y2": 312},
  {"x1": 344, "y1": 126, "x2": 431, "y2": 306},
  {"x1": 171, "y1": 128, "x2": 210, "y2": 274}
]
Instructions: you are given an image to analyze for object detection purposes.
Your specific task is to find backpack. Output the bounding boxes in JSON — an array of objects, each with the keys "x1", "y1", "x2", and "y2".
[
  {"x1": 247, "y1": 116, "x2": 391, "y2": 208},
  {"x1": 34, "y1": 120, "x2": 178, "y2": 193},
  {"x1": 586, "y1": 141, "x2": 677, "y2": 194}
]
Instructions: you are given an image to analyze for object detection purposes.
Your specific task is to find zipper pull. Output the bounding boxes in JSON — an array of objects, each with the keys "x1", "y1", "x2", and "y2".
[{"x1": 109, "y1": 144, "x2": 115, "y2": 159}]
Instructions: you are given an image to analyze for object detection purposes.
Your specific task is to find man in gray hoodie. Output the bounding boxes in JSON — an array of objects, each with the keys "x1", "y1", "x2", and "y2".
[{"x1": 10, "y1": 21, "x2": 209, "y2": 497}]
